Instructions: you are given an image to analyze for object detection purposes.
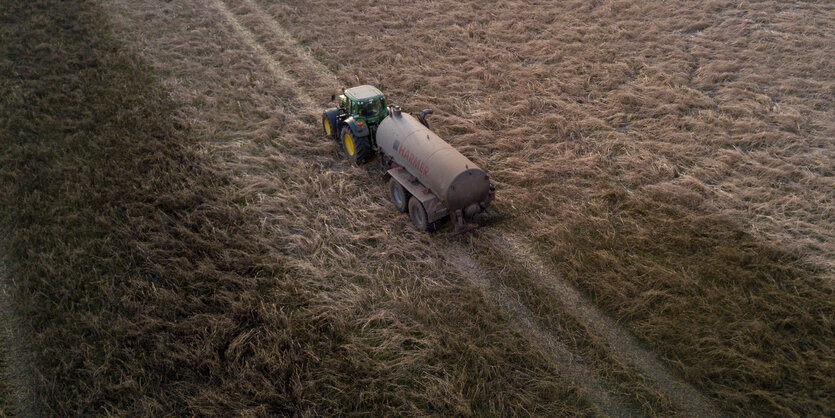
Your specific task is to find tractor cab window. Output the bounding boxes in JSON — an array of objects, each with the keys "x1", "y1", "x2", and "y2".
[{"x1": 358, "y1": 99, "x2": 385, "y2": 118}]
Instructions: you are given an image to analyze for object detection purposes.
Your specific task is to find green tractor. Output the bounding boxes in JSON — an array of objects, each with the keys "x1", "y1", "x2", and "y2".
[{"x1": 322, "y1": 85, "x2": 387, "y2": 164}]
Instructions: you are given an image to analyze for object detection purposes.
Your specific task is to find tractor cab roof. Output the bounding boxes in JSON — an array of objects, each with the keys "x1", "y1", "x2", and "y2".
[{"x1": 345, "y1": 85, "x2": 384, "y2": 101}]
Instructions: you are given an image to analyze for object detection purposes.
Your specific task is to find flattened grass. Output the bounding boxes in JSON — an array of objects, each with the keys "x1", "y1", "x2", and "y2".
[
  {"x1": 270, "y1": 0, "x2": 835, "y2": 414},
  {"x1": 2, "y1": 0, "x2": 832, "y2": 414},
  {"x1": 0, "y1": 0, "x2": 597, "y2": 414},
  {"x1": 97, "y1": 1, "x2": 599, "y2": 414},
  {"x1": 537, "y1": 181, "x2": 834, "y2": 415},
  {"x1": 0, "y1": 342, "x2": 14, "y2": 416},
  {"x1": 0, "y1": 0, "x2": 300, "y2": 413}
]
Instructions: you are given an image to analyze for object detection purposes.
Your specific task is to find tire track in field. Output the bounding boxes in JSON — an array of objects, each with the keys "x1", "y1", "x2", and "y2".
[
  {"x1": 494, "y1": 231, "x2": 724, "y2": 417},
  {"x1": 227, "y1": 4, "x2": 727, "y2": 416},
  {"x1": 225, "y1": 4, "x2": 724, "y2": 417},
  {"x1": 209, "y1": 0, "x2": 637, "y2": 414},
  {"x1": 210, "y1": 0, "x2": 320, "y2": 118},
  {"x1": 449, "y1": 250, "x2": 634, "y2": 417},
  {"x1": 238, "y1": 0, "x2": 339, "y2": 88}
]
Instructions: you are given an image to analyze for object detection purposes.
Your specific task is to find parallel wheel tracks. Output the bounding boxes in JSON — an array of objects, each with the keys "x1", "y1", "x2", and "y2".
[
  {"x1": 200, "y1": 0, "x2": 723, "y2": 415},
  {"x1": 495, "y1": 232, "x2": 722, "y2": 416}
]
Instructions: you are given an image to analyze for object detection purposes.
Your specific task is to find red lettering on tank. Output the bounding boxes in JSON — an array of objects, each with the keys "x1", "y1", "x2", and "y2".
[{"x1": 398, "y1": 145, "x2": 430, "y2": 177}]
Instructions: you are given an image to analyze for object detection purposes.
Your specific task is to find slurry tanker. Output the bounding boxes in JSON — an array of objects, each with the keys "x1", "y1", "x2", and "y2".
[{"x1": 322, "y1": 85, "x2": 494, "y2": 233}]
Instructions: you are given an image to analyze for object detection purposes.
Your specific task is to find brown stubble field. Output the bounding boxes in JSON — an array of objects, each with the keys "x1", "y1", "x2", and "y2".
[
  {"x1": 0, "y1": 0, "x2": 833, "y2": 415},
  {"x1": 267, "y1": 0, "x2": 834, "y2": 413}
]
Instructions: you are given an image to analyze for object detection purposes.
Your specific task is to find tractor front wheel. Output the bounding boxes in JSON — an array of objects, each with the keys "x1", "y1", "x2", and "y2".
[{"x1": 341, "y1": 126, "x2": 371, "y2": 165}]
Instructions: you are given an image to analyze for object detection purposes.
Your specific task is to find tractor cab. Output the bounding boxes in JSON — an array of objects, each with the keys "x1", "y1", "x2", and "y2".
[
  {"x1": 323, "y1": 85, "x2": 388, "y2": 164},
  {"x1": 338, "y1": 85, "x2": 387, "y2": 126}
]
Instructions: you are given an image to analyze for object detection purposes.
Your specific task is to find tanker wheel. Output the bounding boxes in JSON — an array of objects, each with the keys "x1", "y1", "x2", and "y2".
[
  {"x1": 389, "y1": 177, "x2": 410, "y2": 212},
  {"x1": 341, "y1": 126, "x2": 371, "y2": 165},
  {"x1": 408, "y1": 197, "x2": 440, "y2": 232}
]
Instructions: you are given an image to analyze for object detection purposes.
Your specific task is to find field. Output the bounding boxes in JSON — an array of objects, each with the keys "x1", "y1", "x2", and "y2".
[{"x1": 1, "y1": 0, "x2": 833, "y2": 415}]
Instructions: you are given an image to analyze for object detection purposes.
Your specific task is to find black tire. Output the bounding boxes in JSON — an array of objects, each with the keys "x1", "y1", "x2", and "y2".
[
  {"x1": 340, "y1": 126, "x2": 372, "y2": 164},
  {"x1": 389, "y1": 177, "x2": 410, "y2": 212},
  {"x1": 408, "y1": 197, "x2": 428, "y2": 231},
  {"x1": 408, "y1": 197, "x2": 441, "y2": 232},
  {"x1": 322, "y1": 108, "x2": 339, "y2": 140}
]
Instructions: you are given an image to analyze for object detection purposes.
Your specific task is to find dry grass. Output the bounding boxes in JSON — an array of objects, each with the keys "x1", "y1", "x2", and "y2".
[
  {"x1": 0, "y1": 331, "x2": 14, "y2": 416},
  {"x1": 0, "y1": 0, "x2": 601, "y2": 415},
  {"x1": 0, "y1": 0, "x2": 299, "y2": 414},
  {"x1": 268, "y1": 0, "x2": 835, "y2": 415},
  {"x1": 96, "y1": 0, "x2": 622, "y2": 414},
  {"x1": 1, "y1": 0, "x2": 833, "y2": 415}
]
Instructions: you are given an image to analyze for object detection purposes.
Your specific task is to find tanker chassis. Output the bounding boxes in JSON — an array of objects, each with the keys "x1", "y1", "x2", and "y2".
[{"x1": 322, "y1": 85, "x2": 494, "y2": 233}]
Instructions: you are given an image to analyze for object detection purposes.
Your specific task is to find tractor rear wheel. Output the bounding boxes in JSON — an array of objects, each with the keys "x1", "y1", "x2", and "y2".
[
  {"x1": 389, "y1": 178, "x2": 410, "y2": 212},
  {"x1": 341, "y1": 126, "x2": 371, "y2": 164}
]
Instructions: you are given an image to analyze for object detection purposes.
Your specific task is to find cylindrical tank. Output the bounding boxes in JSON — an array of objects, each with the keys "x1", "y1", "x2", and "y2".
[{"x1": 377, "y1": 109, "x2": 492, "y2": 212}]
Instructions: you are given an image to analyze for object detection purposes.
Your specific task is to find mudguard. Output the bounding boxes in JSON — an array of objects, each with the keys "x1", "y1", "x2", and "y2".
[
  {"x1": 322, "y1": 108, "x2": 339, "y2": 140},
  {"x1": 343, "y1": 117, "x2": 369, "y2": 138},
  {"x1": 387, "y1": 166, "x2": 448, "y2": 223}
]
